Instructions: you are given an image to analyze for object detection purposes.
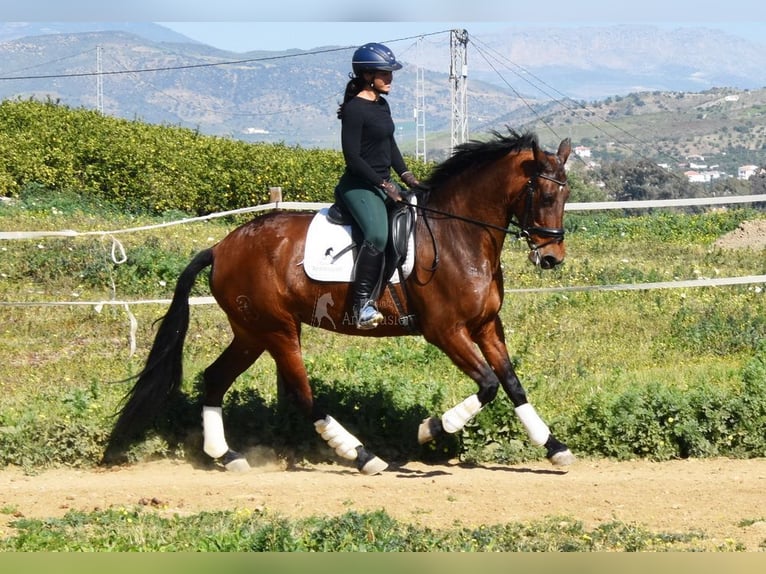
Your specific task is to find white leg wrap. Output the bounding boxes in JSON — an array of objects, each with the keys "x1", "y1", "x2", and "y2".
[
  {"x1": 514, "y1": 402, "x2": 550, "y2": 446},
  {"x1": 441, "y1": 394, "x2": 483, "y2": 434},
  {"x1": 202, "y1": 406, "x2": 229, "y2": 459},
  {"x1": 314, "y1": 416, "x2": 362, "y2": 461}
]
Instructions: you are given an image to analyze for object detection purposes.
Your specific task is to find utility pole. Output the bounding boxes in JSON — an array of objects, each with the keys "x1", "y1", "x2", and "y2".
[
  {"x1": 96, "y1": 45, "x2": 104, "y2": 114},
  {"x1": 449, "y1": 29, "x2": 468, "y2": 156},
  {"x1": 415, "y1": 37, "x2": 427, "y2": 163}
]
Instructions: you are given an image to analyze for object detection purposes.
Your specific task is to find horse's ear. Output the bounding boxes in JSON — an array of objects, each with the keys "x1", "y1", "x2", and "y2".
[
  {"x1": 558, "y1": 138, "x2": 572, "y2": 164},
  {"x1": 533, "y1": 142, "x2": 547, "y2": 169}
]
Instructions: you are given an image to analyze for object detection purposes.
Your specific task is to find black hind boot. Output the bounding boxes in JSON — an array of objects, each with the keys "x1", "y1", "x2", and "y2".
[{"x1": 351, "y1": 241, "x2": 385, "y2": 330}]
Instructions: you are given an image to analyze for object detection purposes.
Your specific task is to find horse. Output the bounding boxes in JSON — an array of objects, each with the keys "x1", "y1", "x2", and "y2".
[{"x1": 103, "y1": 129, "x2": 575, "y2": 474}]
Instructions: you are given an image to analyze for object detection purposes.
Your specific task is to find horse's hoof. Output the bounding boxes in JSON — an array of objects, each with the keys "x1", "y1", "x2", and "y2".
[
  {"x1": 549, "y1": 449, "x2": 576, "y2": 467},
  {"x1": 221, "y1": 449, "x2": 251, "y2": 472},
  {"x1": 360, "y1": 456, "x2": 388, "y2": 475},
  {"x1": 224, "y1": 458, "x2": 251, "y2": 472},
  {"x1": 417, "y1": 416, "x2": 442, "y2": 444},
  {"x1": 355, "y1": 446, "x2": 388, "y2": 475}
]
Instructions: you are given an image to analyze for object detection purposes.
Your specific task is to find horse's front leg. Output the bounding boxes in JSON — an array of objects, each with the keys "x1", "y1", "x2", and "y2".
[
  {"x1": 474, "y1": 318, "x2": 575, "y2": 467},
  {"x1": 417, "y1": 327, "x2": 502, "y2": 443},
  {"x1": 418, "y1": 320, "x2": 575, "y2": 467}
]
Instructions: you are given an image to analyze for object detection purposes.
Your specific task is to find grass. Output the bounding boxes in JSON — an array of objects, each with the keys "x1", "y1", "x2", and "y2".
[
  {"x1": 0, "y1": 508, "x2": 746, "y2": 551},
  {"x1": 1, "y1": 188, "x2": 765, "y2": 551},
  {"x1": 0, "y1": 190, "x2": 765, "y2": 468}
]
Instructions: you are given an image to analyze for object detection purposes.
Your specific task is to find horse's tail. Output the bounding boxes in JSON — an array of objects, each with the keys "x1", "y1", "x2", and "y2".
[{"x1": 102, "y1": 248, "x2": 214, "y2": 463}]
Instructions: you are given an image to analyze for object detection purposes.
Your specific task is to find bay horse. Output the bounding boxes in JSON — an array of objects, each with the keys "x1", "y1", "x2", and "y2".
[{"x1": 104, "y1": 129, "x2": 575, "y2": 474}]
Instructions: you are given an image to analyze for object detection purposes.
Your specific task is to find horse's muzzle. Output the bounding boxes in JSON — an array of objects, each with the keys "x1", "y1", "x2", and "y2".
[{"x1": 528, "y1": 249, "x2": 564, "y2": 269}]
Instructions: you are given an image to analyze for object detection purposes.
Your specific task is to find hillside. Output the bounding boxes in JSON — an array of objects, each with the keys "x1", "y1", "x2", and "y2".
[
  {"x1": 0, "y1": 22, "x2": 765, "y2": 168},
  {"x1": 0, "y1": 25, "x2": 519, "y2": 152},
  {"x1": 529, "y1": 87, "x2": 766, "y2": 175}
]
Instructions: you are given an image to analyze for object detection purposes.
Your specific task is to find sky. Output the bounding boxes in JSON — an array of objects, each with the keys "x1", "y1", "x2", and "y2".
[
  {"x1": 157, "y1": 22, "x2": 508, "y2": 52},
  {"x1": 5, "y1": 0, "x2": 765, "y2": 51},
  {"x1": 157, "y1": 21, "x2": 766, "y2": 53}
]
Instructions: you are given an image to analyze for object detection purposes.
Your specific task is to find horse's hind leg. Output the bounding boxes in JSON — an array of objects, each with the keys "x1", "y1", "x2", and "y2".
[
  {"x1": 267, "y1": 325, "x2": 388, "y2": 475},
  {"x1": 201, "y1": 336, "x2": 263, "y2": 472}
]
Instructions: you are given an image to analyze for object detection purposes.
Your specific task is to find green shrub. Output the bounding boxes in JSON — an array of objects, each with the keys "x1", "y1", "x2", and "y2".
[
  {"x1": 564, "y1": 342, "x2": 766, "y2": 460},
  {"x1": 0, "y1": 98, "x2": 431, "y2": 214}
]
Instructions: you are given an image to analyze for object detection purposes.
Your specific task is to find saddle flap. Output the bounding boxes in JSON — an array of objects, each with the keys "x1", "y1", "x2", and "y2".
[{"x1": 303, "y1": 200, "x2": 417, "y2": 284}]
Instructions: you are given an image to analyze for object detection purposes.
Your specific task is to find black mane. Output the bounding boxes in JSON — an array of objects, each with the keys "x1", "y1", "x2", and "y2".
[{"x1": 424, "y1": 129, "x2": 539, "y2": 190}]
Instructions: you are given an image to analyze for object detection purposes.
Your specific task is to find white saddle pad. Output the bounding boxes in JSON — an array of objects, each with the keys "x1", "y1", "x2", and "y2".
[{"x1": 302, "y1": 206, "x2": 415, "y2": 283}]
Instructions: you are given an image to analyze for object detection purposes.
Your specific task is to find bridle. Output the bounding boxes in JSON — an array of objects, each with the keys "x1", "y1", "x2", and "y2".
[
  {"x1": 516, "y1": 172, "x2": 567, "y2": 251},
  {"x1": 411, "y1": 170, "x2": 567, "y2": 270}
]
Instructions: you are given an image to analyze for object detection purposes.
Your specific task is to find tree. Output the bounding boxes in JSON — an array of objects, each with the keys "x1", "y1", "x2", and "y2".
[{"x1": 598, "y1": 158, "x2": 685, "y2": 202}]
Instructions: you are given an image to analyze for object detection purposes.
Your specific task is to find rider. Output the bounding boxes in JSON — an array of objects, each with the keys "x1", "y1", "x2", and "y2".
[{"x1": 334, "y1": 42, "x2": 419, "y2": 330}]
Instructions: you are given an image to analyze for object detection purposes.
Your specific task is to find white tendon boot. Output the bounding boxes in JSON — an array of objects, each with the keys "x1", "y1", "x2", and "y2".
[
  {"x1": 314, "y1": 415, "x2": 387, "y2": 475},
  {"x1": 202, "y1": 406, "x2": 250, "y2": 472}
]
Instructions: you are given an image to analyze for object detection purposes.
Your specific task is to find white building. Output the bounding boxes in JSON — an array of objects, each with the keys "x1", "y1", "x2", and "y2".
[
  {"x1": 574, "y1": 145, "x2": 591, "y2": 159},
  {"x1": 685, "y1": 170, "x2": 722, "y2": 183},
  {"x1": 738, "y1": 165, "x2": 759, "y2": 180}
]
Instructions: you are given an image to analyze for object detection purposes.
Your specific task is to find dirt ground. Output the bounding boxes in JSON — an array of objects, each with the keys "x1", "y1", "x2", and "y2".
[
  {"x1": 2, "y1": 454, "x2": 765, "y2": 551},
  {"x1": 713, "y1": 218, "x2": 766, "y2": 250}
]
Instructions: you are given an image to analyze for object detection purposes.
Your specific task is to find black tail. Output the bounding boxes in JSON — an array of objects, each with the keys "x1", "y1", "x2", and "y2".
[{"x1": 102, "y1": 248, "x2": 214, "y2": 463}]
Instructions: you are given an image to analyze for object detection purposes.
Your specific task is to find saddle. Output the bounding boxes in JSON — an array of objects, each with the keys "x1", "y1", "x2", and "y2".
[
  {"x1": 302, "y1": 198, "x2": 418, "y2": 330},
  {"x1": 326, "y1": 199, "x2": 415, "y2": 282}
]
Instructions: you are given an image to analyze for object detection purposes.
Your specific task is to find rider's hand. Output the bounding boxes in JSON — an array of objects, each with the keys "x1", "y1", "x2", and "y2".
[
  {"x1": 400, "y1": 171, "x2": 419, "y2": 189},
  {"x1": 380, "y1": 181, "x2": 403, "y2": 202}
]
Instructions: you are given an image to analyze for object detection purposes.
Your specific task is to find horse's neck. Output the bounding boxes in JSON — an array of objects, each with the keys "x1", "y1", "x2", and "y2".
[
  {"x1": 426, "y1": 181, "x2": 512, "y2": 233},
  {"x1": 422, "y1": 185, "x2": 510, "y2": 259}
]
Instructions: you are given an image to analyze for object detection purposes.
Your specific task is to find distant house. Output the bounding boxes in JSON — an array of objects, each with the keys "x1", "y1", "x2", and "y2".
[
  {"x1": 738, "y1": 165, "x2": 759, "y2": 180},
  {"x1": 685, "y1": 170, "x2": 721, "y2": 183},
  {"x1": 574, "y1": 145, "x2": 591, "y2": 159}
]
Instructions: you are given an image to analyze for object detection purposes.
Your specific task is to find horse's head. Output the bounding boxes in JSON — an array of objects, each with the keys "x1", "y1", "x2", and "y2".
[{"x1": 515, "y1": 138, "x2": 571, "y2": 269}]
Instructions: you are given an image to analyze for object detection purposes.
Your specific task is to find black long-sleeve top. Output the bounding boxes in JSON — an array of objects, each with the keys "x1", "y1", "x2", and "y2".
[{"x1": 340, "y1": 95, "x2": 408, "y2": 187}]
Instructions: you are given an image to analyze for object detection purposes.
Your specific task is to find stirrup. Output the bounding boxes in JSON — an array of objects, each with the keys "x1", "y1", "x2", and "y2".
[{"x1": 356, "y1": 301, "x2": 383, "y2": 330}]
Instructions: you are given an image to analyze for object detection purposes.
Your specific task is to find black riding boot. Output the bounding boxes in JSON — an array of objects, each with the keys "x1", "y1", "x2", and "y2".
[{"x1": 351, "y1": 241, "x2": 385, "y2": 330}]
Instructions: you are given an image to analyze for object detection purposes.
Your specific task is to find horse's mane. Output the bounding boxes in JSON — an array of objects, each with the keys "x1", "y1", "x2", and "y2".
[{"x1": 424, "y1": 128, "x2": 539, "y2": 191}]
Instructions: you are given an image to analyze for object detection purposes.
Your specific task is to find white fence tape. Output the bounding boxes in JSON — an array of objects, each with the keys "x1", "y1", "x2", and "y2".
[
  {"x1": 2, "y1": 196, "x2": 763, "y2": 354},
  {"x1": 566, "y1": 194, "x2": 766, "y2": 211},
  {"x1": 506, "y1": 275, "x2": 766, "y2": 294},
  {"x1": 0, "y1": 201, "x2": 326, "y2": 240},
  {"x1": 1, "y1": 198, "x2": 764, "y2": 306}
]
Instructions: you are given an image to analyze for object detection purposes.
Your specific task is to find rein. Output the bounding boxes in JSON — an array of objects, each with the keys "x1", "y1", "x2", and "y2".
[{"x1": 411, "y1": 172, "x2": 567, "y2": 271}]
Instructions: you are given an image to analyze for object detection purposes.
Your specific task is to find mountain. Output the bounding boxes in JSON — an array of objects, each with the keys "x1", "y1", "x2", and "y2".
[
  {"x1": 1, "y1": 22, "x2": 765, "y2": 159},
  {"x1": 0, "y1": 22, "x2": 195, "y2": 45},
  {"x1": 464, "y1": 25, "x2": 766, "y2": 98}
]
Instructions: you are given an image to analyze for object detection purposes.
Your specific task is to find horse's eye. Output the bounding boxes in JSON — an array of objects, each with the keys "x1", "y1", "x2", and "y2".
[{"x1": 541, "y1": 191, "x2": 556, "y2": 206}]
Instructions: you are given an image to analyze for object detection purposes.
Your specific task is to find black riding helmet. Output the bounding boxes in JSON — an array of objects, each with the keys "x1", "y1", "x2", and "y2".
[{"x1": 351, "y1": 42, "x2": 403, "y2": 76}]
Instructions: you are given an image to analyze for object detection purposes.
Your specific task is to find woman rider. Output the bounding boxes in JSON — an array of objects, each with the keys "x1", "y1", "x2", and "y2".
[{"x1": 335, "y1": 42, "x2": 419, "y2": 330}]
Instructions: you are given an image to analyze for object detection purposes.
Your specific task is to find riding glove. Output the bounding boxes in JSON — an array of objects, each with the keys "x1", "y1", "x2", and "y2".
[{"x1": 400, "y1": 171, "x2": 419, "y2": 189}]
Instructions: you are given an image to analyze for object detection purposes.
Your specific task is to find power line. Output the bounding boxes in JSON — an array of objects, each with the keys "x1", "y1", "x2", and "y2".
[
  {"x1": 468, "y1": 35, "x2": 689, "y2": 171},
  {"x1": 0, "y1": 30, "x2": 453, "y2": 82},
  {"x1": 0, "y1": 45, "x2": 353, "y2": 81}
]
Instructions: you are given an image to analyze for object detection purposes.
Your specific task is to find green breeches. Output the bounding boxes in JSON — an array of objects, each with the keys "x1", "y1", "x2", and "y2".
[{"x1": 336, "y1": 186, "x2": 389, "y2": 252}]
